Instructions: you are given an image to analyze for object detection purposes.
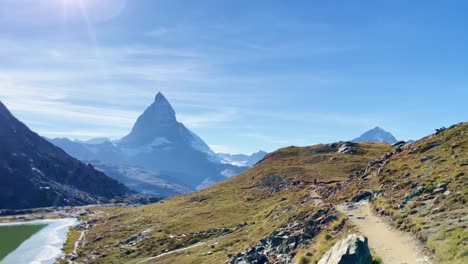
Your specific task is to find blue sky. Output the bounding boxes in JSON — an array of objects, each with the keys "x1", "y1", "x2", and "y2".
[{"x1": 0, "y1": 0, "x2": 466, "y2": 154}]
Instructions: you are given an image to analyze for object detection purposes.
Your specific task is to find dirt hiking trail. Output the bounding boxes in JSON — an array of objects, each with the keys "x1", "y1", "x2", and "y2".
[{"x1": 336, "y1": 201, "x2": 432, "y2": 264}]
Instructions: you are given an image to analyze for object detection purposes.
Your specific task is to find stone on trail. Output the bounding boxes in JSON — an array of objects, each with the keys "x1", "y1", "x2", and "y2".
[{"x1": 317, "y1": 234, "x2": 372, "y2": 264}]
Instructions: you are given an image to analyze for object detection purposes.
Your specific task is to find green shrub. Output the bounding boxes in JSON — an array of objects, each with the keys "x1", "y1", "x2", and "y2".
[{"x1": 298, "y1": 255, "x2": 311, "y2": 264}]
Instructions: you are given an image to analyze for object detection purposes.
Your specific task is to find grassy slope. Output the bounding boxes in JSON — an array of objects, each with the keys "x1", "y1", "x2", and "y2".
[
  {"x1": 329, "y1": 122, "x2": 468, "y2": 264},
  {"x1": 73, "y1": 143, "x2": 391, "y2": 263}
]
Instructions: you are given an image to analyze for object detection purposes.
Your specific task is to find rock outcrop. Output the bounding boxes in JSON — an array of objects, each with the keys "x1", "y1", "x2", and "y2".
[
  {"x1": 228, "y1": 207, "x2": 338, "y2": 264},
  {"x1": 317, "y1": 234, "x2": 372, "y2": 264}
]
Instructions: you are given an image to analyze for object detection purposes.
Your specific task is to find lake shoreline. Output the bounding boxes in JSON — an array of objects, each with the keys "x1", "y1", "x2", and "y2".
[
  {"x1": 0, "y1": 218, "x2": 79, "y2": 264},
  {"x1": 0, "y1": 206, "x2": 88, "y2": 224}
]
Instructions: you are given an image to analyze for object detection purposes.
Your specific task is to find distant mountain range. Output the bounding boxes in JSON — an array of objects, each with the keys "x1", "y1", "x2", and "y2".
[
  {"x1": 48, "y1": 93, "x2": 249, "y2": 197},
  {"x1": 0, "y1": 101, "x2": 135, "y2": 210},
  {"x1": 217, "y1": 151, "x2": 268, "y2": 167},
  {"x1": 351, "y1": 127, "x2": 398, "y2": 144}
]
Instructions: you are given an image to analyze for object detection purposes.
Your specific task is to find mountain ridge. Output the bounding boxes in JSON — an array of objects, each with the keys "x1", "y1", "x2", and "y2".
[{"x1": 0, "y1": 101, "x2": 136, "y2": 210}]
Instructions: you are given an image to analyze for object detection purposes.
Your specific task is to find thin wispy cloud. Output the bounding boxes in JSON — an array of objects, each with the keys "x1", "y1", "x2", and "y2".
[{"x1": 1, "y1": 0, "x2": 464, "y2": 153}]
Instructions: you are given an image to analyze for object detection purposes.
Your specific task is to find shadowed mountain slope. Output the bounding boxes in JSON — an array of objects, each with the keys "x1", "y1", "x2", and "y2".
[{"x1": 0, "y1": 101, "x2": 135, "y2": 210}]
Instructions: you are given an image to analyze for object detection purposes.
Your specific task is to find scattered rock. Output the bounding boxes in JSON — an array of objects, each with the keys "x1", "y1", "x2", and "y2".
[
  {"x1": 227, "y1": 208, "x2": 337, "y2": 264},
  {"x1": 92, "y1": 236, "x2": 104, "y2": 242},
  {"x1": 419, "y1": 141, "x2": 442, "y2": 153},
  {"x1": 317, "y1": 234, "x2": 372, "y2": 264},
  {"x1": 435, "y1": 127, "x2": 446, "y2": 134},
  {"x1": 338, "y1": 142, "x2": 357, "y2": 154},
  {"x1": 437, "y1": 182, "x2": 447, "y2": 189},
  {"x1": 392, "y1": 141, "x2": 406, "y2": 147},
  {"x1": 420, "y1": 155, "x2": 434, "y2": 162},
  {"x1": 351, "y1": 192, "x2": 372, "y2": 203},
  {"x1": 431, "y1": 207, "x2": 445, "y2": 214}
]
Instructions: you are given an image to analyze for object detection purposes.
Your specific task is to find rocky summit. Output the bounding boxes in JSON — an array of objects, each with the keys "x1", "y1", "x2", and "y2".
[
  {"x1": 352, "y1": 126, "x2": 398, "y2": 144},
  {"x1": 120, "y1": 93, "x2": 179, "y2": 146}
]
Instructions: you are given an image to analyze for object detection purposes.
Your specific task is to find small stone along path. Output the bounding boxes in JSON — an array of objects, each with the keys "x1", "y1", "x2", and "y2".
[{"x1": 336, "y1": 201, "x2": 432, "y2": 264}]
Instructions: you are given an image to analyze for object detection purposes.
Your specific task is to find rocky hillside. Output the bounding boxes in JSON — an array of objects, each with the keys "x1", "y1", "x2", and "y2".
[
  {"x1": 0, "y1": 101, "x2": 135, "y2": 210},
  {"x1": 67, "y1": 142, "x2": 391, "y2": 263},
  {"x1": 324, "y1": 122, "x2": 467, "y2": 264},
  {"x1": 67, "y1": 122, "x2": 466, "y2": 264}
]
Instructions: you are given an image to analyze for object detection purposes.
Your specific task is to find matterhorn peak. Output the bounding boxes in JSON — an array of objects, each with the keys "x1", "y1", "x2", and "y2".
[
  {"x1": 119, "y1": 92, "x2": 178, "y2": 146},
  {"x1": 155, "y1": 92, "x2": 168, "y2": 103},
  {"x1": 147, "y1": 92, "x2": 176, "y2": 123}
]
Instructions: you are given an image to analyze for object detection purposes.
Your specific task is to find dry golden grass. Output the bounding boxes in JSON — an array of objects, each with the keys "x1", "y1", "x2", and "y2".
[{"x1": 73, "y1": 142, "x2": 391, "y2": 263}]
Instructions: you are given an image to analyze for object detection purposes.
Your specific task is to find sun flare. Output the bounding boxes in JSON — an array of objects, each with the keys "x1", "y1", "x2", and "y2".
[{"x1": 58, "y1": 0, "x2": 126, "y2": 22}]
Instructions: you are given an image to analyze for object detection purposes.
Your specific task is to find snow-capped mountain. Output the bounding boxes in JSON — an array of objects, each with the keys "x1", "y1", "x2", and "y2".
[
  {"x1": 49, "y1": 92, "x2": 247, "y2": 195},
  {"x1": 217, "y1": 150, "x2": 268, "y2": 167},
  {"x1": 351, "y1": 127, "x2": 398, "y2": 144}
]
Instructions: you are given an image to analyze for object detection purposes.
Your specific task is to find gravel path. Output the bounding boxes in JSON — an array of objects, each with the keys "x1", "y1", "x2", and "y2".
[{"x1": 336, "y1": 201, "x2": 432, "y2": 264}]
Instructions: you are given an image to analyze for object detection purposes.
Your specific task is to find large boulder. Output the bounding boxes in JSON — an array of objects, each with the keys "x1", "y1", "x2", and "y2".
[{"x1": 318, "y1": 234, "x2": 372, "y2": 264}]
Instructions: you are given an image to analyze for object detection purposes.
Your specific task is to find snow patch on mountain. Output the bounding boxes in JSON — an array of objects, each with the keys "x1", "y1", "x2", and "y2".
[{"x1": 151, "y1": 137, "x2": 172, "y2": 147}]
